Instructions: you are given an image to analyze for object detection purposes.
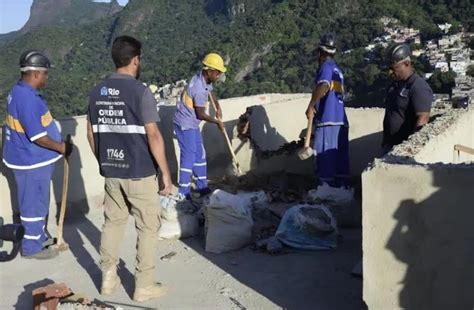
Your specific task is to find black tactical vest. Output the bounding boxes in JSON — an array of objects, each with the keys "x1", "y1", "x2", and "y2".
[{"x1": 88, "y1": 75, "x2": 157, "y2": 178}]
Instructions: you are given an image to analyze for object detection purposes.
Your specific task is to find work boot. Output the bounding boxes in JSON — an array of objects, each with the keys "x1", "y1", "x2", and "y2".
[
  {"x1": 101, "y1": 268, "x2": 121, "y2": 295},
  {"x1": 23, "y1": 247, "x2": 59, "y2": 260},
  {"x1": 133, "y1": 283, "x2": 167, "y2": 302},
  {"x1": 196, "y1": 187, "x2": 212, "y2": 197},
  {"x1": 42, "y1": 237, "x2": 56, "y2": 248}
]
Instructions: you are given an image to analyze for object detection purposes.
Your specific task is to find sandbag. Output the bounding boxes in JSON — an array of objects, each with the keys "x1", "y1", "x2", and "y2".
[
  {"x1": 275, "y1": 204, "x2": 338, "y2": 250},
  {"x1": 158, "y1": 196, "x2": 200, "y2": 239},
  {"x1": 204, "y1": 190, "x2": 253, "y2": 253},
  {"x1": 307, "y1": 184, "x2": 360, "y2": 227},
  {"x1": 234, "y1": 190, "x2": 268, "y2": 209}
]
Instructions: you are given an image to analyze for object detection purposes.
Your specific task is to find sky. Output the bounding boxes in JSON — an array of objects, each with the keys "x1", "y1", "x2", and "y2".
[{"x1": 0, "y1": 0, "x2": 129, "y2": 34}]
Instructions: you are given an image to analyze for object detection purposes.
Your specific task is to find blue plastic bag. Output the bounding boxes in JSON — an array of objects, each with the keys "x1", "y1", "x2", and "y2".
[{"x1": 275, "y1": 204, "x2": 338, "y2": 250}]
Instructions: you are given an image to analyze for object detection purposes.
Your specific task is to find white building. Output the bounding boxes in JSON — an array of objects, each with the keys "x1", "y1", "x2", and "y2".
[{"x1": 435, "y1": 61, "x2": 449, "y2": 72}]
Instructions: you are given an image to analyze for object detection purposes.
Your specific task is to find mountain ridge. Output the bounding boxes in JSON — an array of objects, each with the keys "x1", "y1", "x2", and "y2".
[{"x1": 0, "y1": 0, "x2": 472, "y2": 119}]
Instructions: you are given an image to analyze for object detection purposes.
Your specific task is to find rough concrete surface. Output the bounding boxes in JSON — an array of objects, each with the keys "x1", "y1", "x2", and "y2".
[
  {"x1": 362, "y1": 107, "x2": 474, "y2": 309},
  {"x1": 0, "y1": 199, "x2": 365, "y2": 310}
]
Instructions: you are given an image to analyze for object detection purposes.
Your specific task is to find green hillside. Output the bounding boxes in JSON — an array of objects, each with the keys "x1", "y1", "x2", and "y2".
[{"x1": 0, "y1": 0, "x2": 472, "y2": 119}]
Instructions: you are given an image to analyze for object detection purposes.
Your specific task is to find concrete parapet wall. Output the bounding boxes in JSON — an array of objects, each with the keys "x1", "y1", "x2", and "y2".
[
  {"x1": 362, "y1": 108, "x2": 474, "y2": 309},
  {"x1": 1, "y1": 93, "x2": 384, "y2": 223},
  {"x1": 414, "y1": 109, "x2": 474, "y2": 164}
]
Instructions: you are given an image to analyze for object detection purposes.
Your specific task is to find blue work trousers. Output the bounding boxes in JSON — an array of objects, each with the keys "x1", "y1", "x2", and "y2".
[
  {"x1": 174, "y1": 125, "x2": 208, "y2": 196},
  {"x1": 13, "y1": 163, "x2": 55, "y2": 256},
  {"x1": 314, "y1": 125, "x2": 350, "y2": 187}
]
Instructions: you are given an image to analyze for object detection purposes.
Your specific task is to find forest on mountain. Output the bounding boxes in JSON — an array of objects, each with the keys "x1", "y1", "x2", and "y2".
[{"x1": 0, "y1": 0, "x2": 472, "y2": 119}]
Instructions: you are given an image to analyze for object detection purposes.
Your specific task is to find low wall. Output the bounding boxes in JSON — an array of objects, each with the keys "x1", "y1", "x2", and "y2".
[
  {"x1": 1, "y1": 93, "x2": 384, "y2": 223},
  {"x1": 414, "y1": 109, "x2": 474, "y2": 164},
  {"x1": 362, "y1": 108, "x2": 474, "y2": 309}
]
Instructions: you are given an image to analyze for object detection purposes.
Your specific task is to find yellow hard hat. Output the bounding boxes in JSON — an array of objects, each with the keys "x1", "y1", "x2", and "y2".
[{"x1": 202, "y1": 53, "x2": 227, "y2": 73}]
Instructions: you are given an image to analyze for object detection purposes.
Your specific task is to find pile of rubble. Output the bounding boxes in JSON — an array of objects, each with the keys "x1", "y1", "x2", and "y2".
[
  {"x1": 387, "y1": 108, "x2": 466, "y2": 161},
  {"x1": 156, "y1": 171, "x2": 360, "y2": 255},
  {"x1": 237, "y1": 107, "x2": 306, "y2": 159},
  {"x1": 32, "y1": 283, "x2": 119, "y2": 310}
]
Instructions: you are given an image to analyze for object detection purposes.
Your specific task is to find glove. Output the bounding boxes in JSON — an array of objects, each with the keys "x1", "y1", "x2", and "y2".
[{"x1": 64, "y1": 135, "x2": 74, "y2": 158}]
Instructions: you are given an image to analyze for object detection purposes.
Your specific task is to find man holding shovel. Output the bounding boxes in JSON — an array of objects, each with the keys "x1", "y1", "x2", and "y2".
[
  {"x1": 2, "y1": 50, "x2": 73, "y2": 259},
  {"x1": 173, "y1": 53, "x2": 226, "y2": 200},
  {"x1": 304, "y1": 34, "x2": 351, "y2": 197}
]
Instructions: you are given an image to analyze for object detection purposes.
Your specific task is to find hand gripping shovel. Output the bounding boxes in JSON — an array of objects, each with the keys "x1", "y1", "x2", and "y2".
[
  {"x1": 208, "y1": 94, "x2": 242, "y2": 175},
  {"x1": 56, "y1": 134, "x2": 71, "y2": 251},
  {"x1": 298, "y1": 113, "x2": 314, "y2": 160}
]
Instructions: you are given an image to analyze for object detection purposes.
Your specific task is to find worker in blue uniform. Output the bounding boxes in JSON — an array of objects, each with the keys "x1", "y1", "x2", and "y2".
[
  {"x1": 305, "y1": 34, "x2": 351, "y2": 191},
  {"x1": 173, "y1": 53, "x2": 226, "y2": 199},
  {"x1": 2, "y1": 50, "x2": 73, "y2": 259}
]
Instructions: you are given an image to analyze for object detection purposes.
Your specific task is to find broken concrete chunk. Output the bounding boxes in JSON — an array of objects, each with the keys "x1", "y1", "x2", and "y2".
[
  {"x1": 33, "y1": 283, "x2": 72, "y2": 310},
  {"x1": 307, "y1": 184, "x2": 354, "y2": 205},
  {"x1": 266, "y1": 236, "x2": 283, "y2": 254}
]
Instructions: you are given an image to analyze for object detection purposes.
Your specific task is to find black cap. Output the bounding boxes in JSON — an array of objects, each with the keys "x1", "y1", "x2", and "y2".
[
  {"x1": 386, "y1": 43, "x2": 411, "y2": 64},
  {"x1": 19, "y1": 50, "x2": 51, "y2": 72},
  {"x1": 319, "y1": 33, "x2": 336, "y2": 54}
]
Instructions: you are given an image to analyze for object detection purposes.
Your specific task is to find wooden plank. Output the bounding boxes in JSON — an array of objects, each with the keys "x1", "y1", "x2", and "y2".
[{"x1": 454, "y1": 144, "x2": 474, "y2": 156}]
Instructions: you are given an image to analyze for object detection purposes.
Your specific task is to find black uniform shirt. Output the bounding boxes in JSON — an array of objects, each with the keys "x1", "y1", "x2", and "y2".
[{"x1": 383, "y1": 72, "x2": 433, "y2": 146}]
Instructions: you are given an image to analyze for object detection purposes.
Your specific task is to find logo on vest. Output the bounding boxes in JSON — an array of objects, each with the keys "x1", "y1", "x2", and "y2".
[
  {"x1": 100, "y1": 86, "x2": 120, "y2": 96},
  {"x1": 107, "y1": 148, "x2": 125, "y2": 161}
]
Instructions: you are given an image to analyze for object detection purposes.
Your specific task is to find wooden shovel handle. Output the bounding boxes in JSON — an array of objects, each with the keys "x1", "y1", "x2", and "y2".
[
  {"x1": 304, "y1": 113, "x2": 314, "y2": 148},
  {"x1": 208, "y1": 94, "x2": 242, "y2": 174},
  {"x1": 57, "y1": 135, "x2": 71, "y2": 245}
]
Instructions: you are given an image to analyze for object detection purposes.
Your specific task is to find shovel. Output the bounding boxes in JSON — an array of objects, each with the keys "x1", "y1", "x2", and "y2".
[
  {"x1": 208, "y1": 94, "x2": 242, "y2": 175},
  {"x1": 56, "y1": 134, "x2": 71, "y2": 251},
  {"x1": 297, "y1": 113, "x2": 314, "y2": 160}
]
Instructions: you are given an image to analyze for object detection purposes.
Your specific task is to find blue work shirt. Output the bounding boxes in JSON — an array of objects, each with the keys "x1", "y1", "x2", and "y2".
[
  {"x1": 2, "y1": 81, "x2": 62, "y2": 169},
  {"x1": 314, "y1": 59, "x2": 349, "y2": 127},
  {"x1": 173, "y1": 71, "x2": 213, "y2": 129}
]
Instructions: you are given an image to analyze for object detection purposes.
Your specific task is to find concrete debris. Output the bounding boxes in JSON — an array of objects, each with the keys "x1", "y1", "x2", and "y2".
[
  {"x1": 33, "y1": 283, "x2": 72, "y2": 310},
  {"x1": 219, "y1": 287, "x2": 233, "y2": 296},
  {"x1": 266, "y1": 236, "x2": 283, "y2": 254},
  {"x1": 229, "y1": 297, "x2": 247, "y2": 310},
  {"x1": 58, "y1": 303, "x2": 119, "y2": 310},
  {"x1": 275, "y1": 204, "x2": 338, "y2": 250},
  {"x1": 160, "y1": 251, "x2": 177, "y2": 261},
  {"x1": 236, "y1": 107, "x2": 307, "y2": 159},
  {"x1": 307, "y1": 184, "x2": 354, "y2": 205},
  {"x1": 253, "y1": 238, "x2": 271, "y2": 251},
  {"x1": 33, "y1": 282, "x2": 117, "y2": 310},
  {"x1": 386, "y1": 108, "x2": 466, "y2": 161},
  {"x1": 211, "y1": 172, "x2": 314, "y2": 201}
]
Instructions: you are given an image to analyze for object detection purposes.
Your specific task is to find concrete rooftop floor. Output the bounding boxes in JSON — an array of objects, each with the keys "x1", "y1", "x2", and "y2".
[{"x1": 1, "y1": 199, "x2": 365, "y2": 310}]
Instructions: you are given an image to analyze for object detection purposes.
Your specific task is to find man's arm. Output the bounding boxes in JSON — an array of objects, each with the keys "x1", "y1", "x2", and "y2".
[
  {"x1": 414, "y1": 112, "x2": 430, "y2": 131},
  {"x1": 195, "y1": 106, "x2": 224, "y2": 131},
  {"x1": 210, "y1": 92, "x2": 222, "y2": 120},
  {"x1": 411, "y1": 81, "x2": 433, "y2": 132},
  {"x1": 306, "y1": 82, "x2": 330, "y2": 119},
  {"x1": 144, "y1": 122, "x2": 172, "y2": 196},
  {"x1": 35, "y1": 136, "x2": 65, "y2": 154},
  {"x1": 86, "y1": 119, "x2": 95, "y2": 155}
]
